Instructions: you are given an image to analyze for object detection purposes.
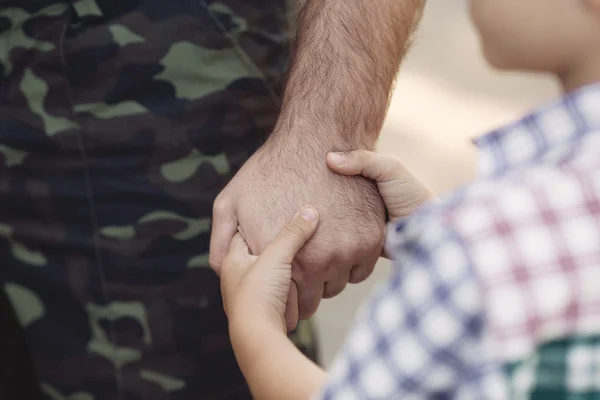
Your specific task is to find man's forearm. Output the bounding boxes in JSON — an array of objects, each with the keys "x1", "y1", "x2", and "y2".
[{"x1": 273, "y1": 0, "x2": 425, "y2": 149}]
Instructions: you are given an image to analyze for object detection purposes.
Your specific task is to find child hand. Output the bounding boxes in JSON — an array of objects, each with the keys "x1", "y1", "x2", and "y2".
[
  {"x1": 327, "y1": 150, "x2": 435, "y2": 221},
  {"x1": 220, "y1": 207, "x2": 319, "y2": 333}
]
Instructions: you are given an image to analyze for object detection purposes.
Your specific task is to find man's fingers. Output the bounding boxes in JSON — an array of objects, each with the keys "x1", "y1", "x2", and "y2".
[
  {"x1": 327, "y1": 150, "x2": 404, "y2": 183},
  {"x1": 209, "y1": 197, "x2": 238, "y2": 275},
  {"x1": 297, "y1": 281, "x2": 324, "y2": 320},
  {"x1": 258, "y1": 207, "x2": 319, "y2": 267},
  {"x1": 285, "y1": 281, "x2": 299, "y2": 331},
  {"x1": 227, "y1": 233, "x2": 251, "y2": 259},
  {"x1": 323, "y1": 269, "x2": 350, "y2": 299},
  {"x1": 349, "y1": 256, "x2": 378, "y2": 284},
  {"x1": 221, "y1": 233, "x2": 257, "y2": 298}
]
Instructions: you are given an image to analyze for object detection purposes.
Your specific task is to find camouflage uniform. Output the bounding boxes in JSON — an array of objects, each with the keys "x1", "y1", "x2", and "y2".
[
  {"x1": 0, "y1": 1, "x2": 318, "y2": 399},
  {"x1": 0, "y1": 289, "x2": 39, "y2": 400}
]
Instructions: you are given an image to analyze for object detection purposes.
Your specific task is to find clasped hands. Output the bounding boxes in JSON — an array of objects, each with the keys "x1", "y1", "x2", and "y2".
[{"x1": 210, "y1": 147, "x2": 433, "y2": 331}]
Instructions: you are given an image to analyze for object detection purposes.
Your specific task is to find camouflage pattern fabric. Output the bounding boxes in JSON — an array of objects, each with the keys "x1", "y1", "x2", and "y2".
[
  {"x1": 0, "y1": 1, "x2": 318, "y2": 399},
  {"x1": 0, "y1": 288, "x2": 40, "y2": 400}
]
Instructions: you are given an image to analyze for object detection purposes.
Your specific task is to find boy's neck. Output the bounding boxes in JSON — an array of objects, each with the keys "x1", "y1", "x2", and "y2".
[{"x1": 558, "y1": 58, "x2": 600, "y2": 93}]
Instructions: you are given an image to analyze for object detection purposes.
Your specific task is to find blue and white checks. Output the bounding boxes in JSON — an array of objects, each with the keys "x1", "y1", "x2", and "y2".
[
  {"x1": 315, "y1": 83, "x2": 600, "y2": 399},
  {"x1": 319, "y1": 218, "x2": 506, "y2": 399}
]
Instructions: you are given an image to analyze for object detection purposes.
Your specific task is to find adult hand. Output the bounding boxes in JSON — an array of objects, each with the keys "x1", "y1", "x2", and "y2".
[{"x1": 210, "y1": 138, "x2": 386, "y2": 329}]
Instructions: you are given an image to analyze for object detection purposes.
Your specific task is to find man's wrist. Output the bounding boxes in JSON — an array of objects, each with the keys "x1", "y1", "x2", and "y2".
[
  {"x1": 266, "y1": 119, "x2": 377, "y2": 154},
  {"x1": 267, "y1": 0, "x2": 425, "y2": 156}
]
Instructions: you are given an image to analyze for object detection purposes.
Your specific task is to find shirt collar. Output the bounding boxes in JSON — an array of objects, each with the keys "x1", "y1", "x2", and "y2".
[{"x1": 474, "y1": 82, "x2": 600, "y2": 178}]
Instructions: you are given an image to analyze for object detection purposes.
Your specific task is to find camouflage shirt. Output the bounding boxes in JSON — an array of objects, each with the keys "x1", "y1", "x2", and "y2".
[{"x1": 0, "y1": 1, "x2": 317, "y2": 399}]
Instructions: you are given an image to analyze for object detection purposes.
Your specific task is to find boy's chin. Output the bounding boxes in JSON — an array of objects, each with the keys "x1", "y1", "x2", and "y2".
[
  {"x1": 481, "y1": 45, "x2": 561, "y2": 75},
  {"x1": 482, "y1": 48, "x2": 532, "y2": 72},
  {"x1": 480, "y1": 45, "x2": 511, "y2": 69}
]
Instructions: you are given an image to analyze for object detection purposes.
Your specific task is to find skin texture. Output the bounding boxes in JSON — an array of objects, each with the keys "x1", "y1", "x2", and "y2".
[{"x1": 209, "y1": 0, "x2": 425, "y2": 328}]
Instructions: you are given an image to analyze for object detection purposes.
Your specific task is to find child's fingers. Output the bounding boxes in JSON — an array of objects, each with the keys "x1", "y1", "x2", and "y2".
[
  {"x1": 327, "y1": 150, "x2": 405, "y2": 183},
  {"x1": 257, "y1": 207, "x2": 319, "y2": 267},
  {"x1": 220, "y1": 233, "x2": 257, "y2": 315}
]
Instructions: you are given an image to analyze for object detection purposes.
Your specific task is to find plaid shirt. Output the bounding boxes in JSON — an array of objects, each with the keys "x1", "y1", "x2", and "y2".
[{"x1": 316, "y1": 83, "x2": 600, "y2": 400}]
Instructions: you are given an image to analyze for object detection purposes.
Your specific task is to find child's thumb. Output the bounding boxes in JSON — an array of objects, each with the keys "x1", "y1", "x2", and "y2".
[
  {"x1": 327, "y1": 150, "x2": 403, "y2": 183},
  {"x1": 257, "y1": 207, "x2": 319, "y2": 267}
]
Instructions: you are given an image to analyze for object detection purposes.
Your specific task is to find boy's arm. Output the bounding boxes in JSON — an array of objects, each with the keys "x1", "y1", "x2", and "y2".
[{"x1": 230, "y1": 318, "x2": 326, "y2": 400}]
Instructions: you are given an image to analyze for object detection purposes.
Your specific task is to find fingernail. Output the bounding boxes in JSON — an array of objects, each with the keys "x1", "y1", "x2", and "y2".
[
  {"x1": 329, "y1": 152, "x2": 345, "y2": 165},
  {"x1": 300, "y1": 207, "x2": 317, "y2": 222}
]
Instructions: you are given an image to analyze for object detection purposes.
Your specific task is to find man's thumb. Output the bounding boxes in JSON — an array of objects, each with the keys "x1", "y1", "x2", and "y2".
[{"x1": 258, "y1": 207, "x2": 319, "y2": 266}]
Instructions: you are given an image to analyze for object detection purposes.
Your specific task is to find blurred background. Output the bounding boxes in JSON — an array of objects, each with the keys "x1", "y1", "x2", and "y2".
[{"x1": 314, "y1": 0, "x2": 559, "y2": 367}]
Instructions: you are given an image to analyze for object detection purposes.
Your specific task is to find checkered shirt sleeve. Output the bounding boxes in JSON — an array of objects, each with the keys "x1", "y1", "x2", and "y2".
[{"x1": 316, "y1": 220, "x2": 505, "y2": 400}]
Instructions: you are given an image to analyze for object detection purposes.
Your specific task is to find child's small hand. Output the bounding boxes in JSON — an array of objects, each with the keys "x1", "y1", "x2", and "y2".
[
  {"x1": 220, "y1": 207, "x2": 319, "y2": 333},
  {"x1": 327, "y1": 150, "x2": 435, "y2": 221}
]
